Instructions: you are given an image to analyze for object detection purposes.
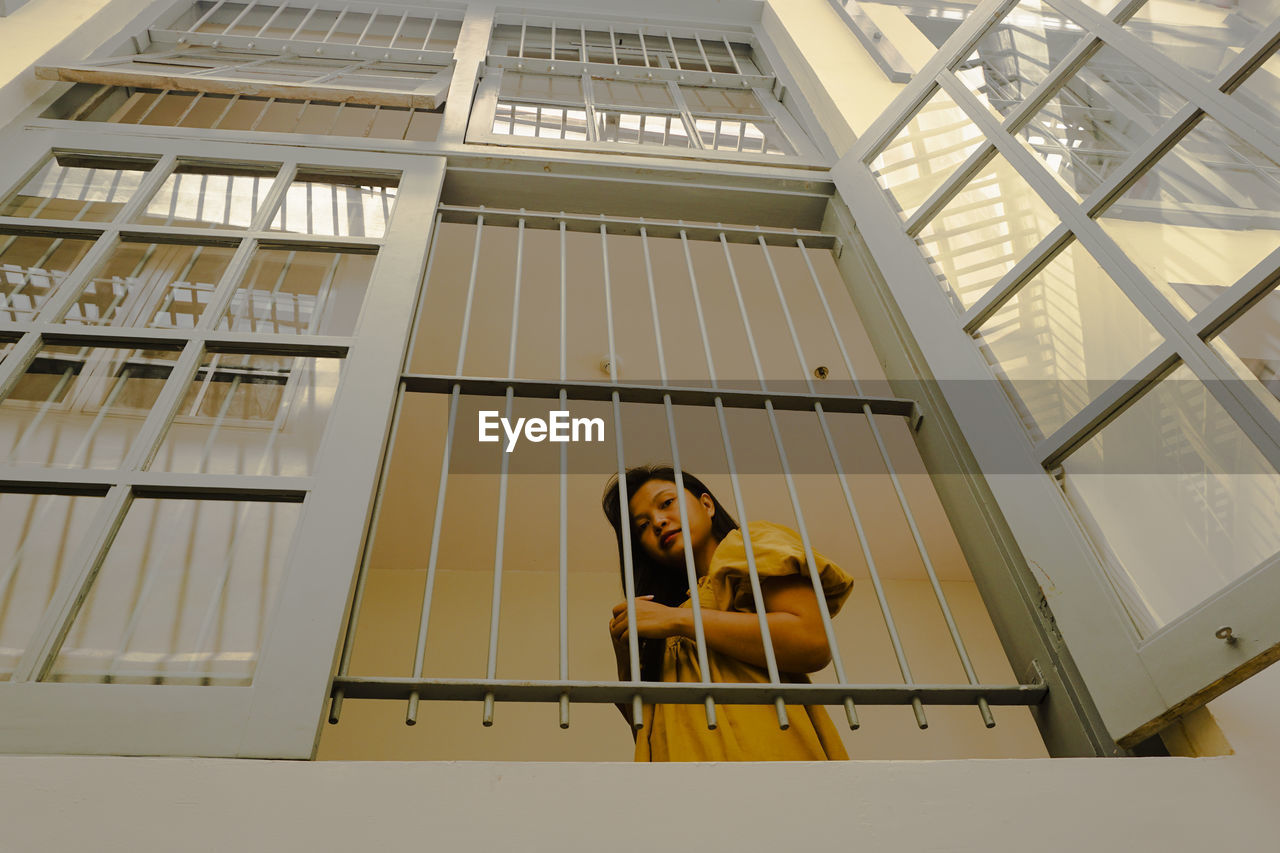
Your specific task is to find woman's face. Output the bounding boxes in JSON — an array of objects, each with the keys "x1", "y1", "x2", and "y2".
[{"x1": 628, "y1": 479, "x2": 716, "y2": 566}]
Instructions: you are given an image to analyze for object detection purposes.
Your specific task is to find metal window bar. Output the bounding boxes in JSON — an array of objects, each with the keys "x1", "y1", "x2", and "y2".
[
  {"x1": 254, "y1": 2, "x2": 288, "y2": 38},
  {"x1": 402, "y1": 210, "x2": 483, "y2": 725},
  {"x1": 329, "y1": 205, "x2": 443, "y2": 724},
  {"x1": 221, "y1": 1, "x2": 258, "y2": 36},
  {"x1": 714, "y1": 232, "x2": 860, "y2": 729},
  {"x1": 330, "y1": 209, "x2": 1048, "y2": 724},
  {"x1": 600, "y1": 220, "x2": 717, "y2": 729},
  {"x1": 190, "y1": 1, "x2": 228, "y2": 34},
  {"x1": 662, "y1": 225, "x2": 789, "y2": 729}
]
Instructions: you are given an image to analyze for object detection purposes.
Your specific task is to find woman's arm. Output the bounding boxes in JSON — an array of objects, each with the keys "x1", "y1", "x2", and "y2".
[{"x1": 609, "y1": 577, "x2": 832, "y2": 673}]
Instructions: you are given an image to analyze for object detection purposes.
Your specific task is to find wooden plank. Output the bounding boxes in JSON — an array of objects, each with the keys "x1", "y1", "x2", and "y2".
[{"x1": 35, "y1": 64, "x2": 448, "y2": 109}]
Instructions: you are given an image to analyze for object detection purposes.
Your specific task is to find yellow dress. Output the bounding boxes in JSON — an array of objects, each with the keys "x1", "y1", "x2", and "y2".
[{"x1": 635, "y1": 520, "x2": 855, "y2": 762}]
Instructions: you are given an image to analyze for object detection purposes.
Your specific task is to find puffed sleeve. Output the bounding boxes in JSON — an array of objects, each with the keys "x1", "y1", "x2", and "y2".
[{"x1": 705, "y1": 520, "x2": 854, "y2": 615}]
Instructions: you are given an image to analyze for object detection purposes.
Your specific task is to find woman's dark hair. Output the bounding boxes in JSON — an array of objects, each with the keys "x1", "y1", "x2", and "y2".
[{"x1": 601, "y1": 464, "x2": 739, "y2": 681}]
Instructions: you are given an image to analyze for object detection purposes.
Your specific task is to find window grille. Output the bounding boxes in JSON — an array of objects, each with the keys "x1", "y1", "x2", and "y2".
[
  {"x1": 34, "y1": 2, "x2": 457, "y2": 142},
  {"x1": 469, "y1": 14, "x2": 817, "y2": 162},
  {"x1": 0, "y1": 146, "x2": 399, "y2": 699},
  {"x1": 326, "y1": 206, "x2": 1049, "y2": 744},
  {"x1": 841, "y1": 0, "x2": 1280, "y2": 745}
]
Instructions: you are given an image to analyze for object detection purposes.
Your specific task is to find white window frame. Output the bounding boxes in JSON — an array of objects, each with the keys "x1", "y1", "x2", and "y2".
[
  {"x1": 0, "y1": 128, "x2": 442, "y2": 758},
  {"x1": 835, "y1": 0, "x2": 1280, "y2": 748},
  {"x1": 466, "y1": 15, "x2": 824, "y2": 167}
]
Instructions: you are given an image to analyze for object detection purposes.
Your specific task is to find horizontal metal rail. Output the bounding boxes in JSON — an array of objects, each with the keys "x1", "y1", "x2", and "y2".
[
  {"x1": 400, "y1": 372, "x2": 920, "y2": 420},
  {"x1": 434, "y1": 205, "x2": 839, "y2": 248},
  {"x1": 333, "y1": 676, "x2": 1048, "y2": 706}
]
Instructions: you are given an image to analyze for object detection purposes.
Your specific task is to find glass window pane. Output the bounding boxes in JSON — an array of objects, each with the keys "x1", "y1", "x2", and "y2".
[
  {"x1": 0, "y1": 155, "x2": 152, "y2": 223},
  {"x1": 957, "y1": 0, "x2": 1090, "y2": 118},
  {"x1": 0, "y1": 491, "x2": 104, "y2": 681},
  {"x1": 150, "y1": 352, "x2": 342, "y2": 476},
  {"x1": 0, "y1": 232, "x2": 97, "y2": 322},
  {"x1": 267, "y1": 173, "x2": 398, "y2": 239},
  {"x1": 46, "y1": 497, "x2": 301, "y2": 685},
  {"x1": 60, "y1": 241, "x2": 236, "y2": 328},
  {"x1": 593, "y1": 79, "x2": 676, "y2": 109},
  {"x1": 1202, "y1": 283, "x2": 1280, "y2": 411},
  {"x1": 1098, "y1": 116, "x2": 1280, "y2": 318},
  {"x1": 679, "y1": 85, "x2": 767, "y2": 116},
  {"x1": 693, "y1": 116, "x2": 790, "y2": 155},
  {"x1": 0, "y1": 344, "x2": 176, "y2": 469},
  {"x1": 917, "y1": 154, "x2": 1061, "y2": 310},
  {"x1": 135, "y1": 163, "x2": 279, "y2": 229},
  {"x1": 499, "y1": 72, "x2": 585, "y2": 103},
  {"x1": 215, "y1": 247, "x2": 376, "y2": 336},
  {"x1": 1019, "y1": 44, "x2": 1186, "y2": 198},
  {"x1": 975, "y1": 240, "x2": 1164, "y2": 440},
  {"x1": 1061, "y1": 363, "x2": 1280, "y2": 636},
  {"x1": 1124, "y1": 0, "x2": 1274, "y2": 81},
  {"x1": 871, "y1": 87, "x2": 986, "y2": 219},
  {"x1": 1232, "y1": 51, "x2": 1278, "y2": 126}
]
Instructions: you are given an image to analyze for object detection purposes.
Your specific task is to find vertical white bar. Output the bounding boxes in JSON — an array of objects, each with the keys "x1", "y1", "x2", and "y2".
[
  {"x1": 481, "y1": 215, "x2": 526, "y2": 726},
  {"x1": 761, "y1": 235, "x2": 921, "y2": 726},
  {"x1": 602, "y1": 222, "x2": 715, "y2": 728},
  {"x1": 406, "y1": 214, "x2": 484, "y2": 724},
  {"x1": 797, "y1": 238, "x2": 993, "y2": 726},
  {"x1": 555, "y1": 213, "x2": 570, "y2": 722},
  {"x1": 721, "y1": 233, "x2": 858, "y2": 727}
]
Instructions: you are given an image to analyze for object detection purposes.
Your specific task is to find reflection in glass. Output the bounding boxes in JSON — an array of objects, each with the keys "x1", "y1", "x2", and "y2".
[
  {"x1": 956, "y1": 0, "x2": 1088, "y2": 117},
  {"x1": 1124, "y1": 0, "x2": 1273, "y2": 81},
  {"x1": 216, "y1": 247, "x2": 376, "y2": 336},
  {"x1": 975, "y1": 241, "x2": 1164, "y2": 440},
  {"x1": 493, "y1": 102, "x2": 589, "y2": 140},
  {"x1": 47, "y1": 497, "x2": 300, "y2": 685},
  {"x1": 0, "y1": 491, "x2": 103, "y2": 680},
  {"x1": 1189, "y1": 282, "x2": 1280, "y2": 410},
  {"x1": 1061, "y1": 364, "x2": 1280, "y2": 636},
  {"x1": 871, "y1": 87, "x2": 986, "y2": 218},
  {"x1": 0, "y1": 155, "x2": 152, "y2": 222},
  {"x1": 1019, "y1": 44, "x2": 1185, "y2": 197},
  {"x1": 594, "y1": 80, "x2": 677, "y2": 109},
  {"x1": 0, "y1": 232, "x2": 96, "y2": 321},
  {"x1": 136, "y1": 163, "x2": 278, "y2": 229},
  {"x1": 1099, "y1": 116, "x2": 1280, "y2": 318},
  {"x1": 917, "y1": 154, "x2": 1060, "y2": 310},
  {"x1": 499, "y1": 72, "x2": 584, "y2": 102},
  {"x1": 1232, "y1": 52, "x2": 1278, "y2": 126},
  {"x1": 60, "y1": 241, "x2": 236, "y2": 328},
  {"x1": 680, "y1": 86, "x2": 767, "y2": 116},
  {"x1": 150, "y1": 352, "x2": 342, "y2": 476},
  {"x1": 0, "y1": 344, "x2": 175, "y2": 469},
  {"x1": 268, "y1": 173, "x2": 398, "y2": 239}
]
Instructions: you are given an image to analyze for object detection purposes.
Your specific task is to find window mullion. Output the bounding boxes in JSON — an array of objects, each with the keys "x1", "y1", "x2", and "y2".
[
  {"x1": 581, "y1": 70, "x2": 599, "y2": 142},
  {"x1": 10, "y1": 485, "x2": 135, "y2": 683},
  {"x1": 1049, "y1": 0, "x2": 1280, "y2": 165},
  {"x1": 192, "y1": 160, "x2": 297, "y2": 334},
  {"x1": 669, "y1": 80, "x2": 703, "y2": 150},
  {"x1": 938, "y1": 71, "x2": 1280, "y2": 471},
  {"x1": 33, "y1": 153, "x2": 176, "y2": 326}
]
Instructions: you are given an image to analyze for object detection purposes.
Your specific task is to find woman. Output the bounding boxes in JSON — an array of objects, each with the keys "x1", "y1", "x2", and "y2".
[{"x1": 602, "y1": 464, "x2": 854, "y2": 761}]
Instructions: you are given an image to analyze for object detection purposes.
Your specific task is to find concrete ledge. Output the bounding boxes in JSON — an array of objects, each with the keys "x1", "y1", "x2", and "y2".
[{"x1": 2, "y1": 754, "x2": 1276, "y2": 852}]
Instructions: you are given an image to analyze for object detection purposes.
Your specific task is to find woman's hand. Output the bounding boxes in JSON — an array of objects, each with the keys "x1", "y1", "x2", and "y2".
[{"x1": 609, "y1": 595, "x2": 688, "y2": 647}]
